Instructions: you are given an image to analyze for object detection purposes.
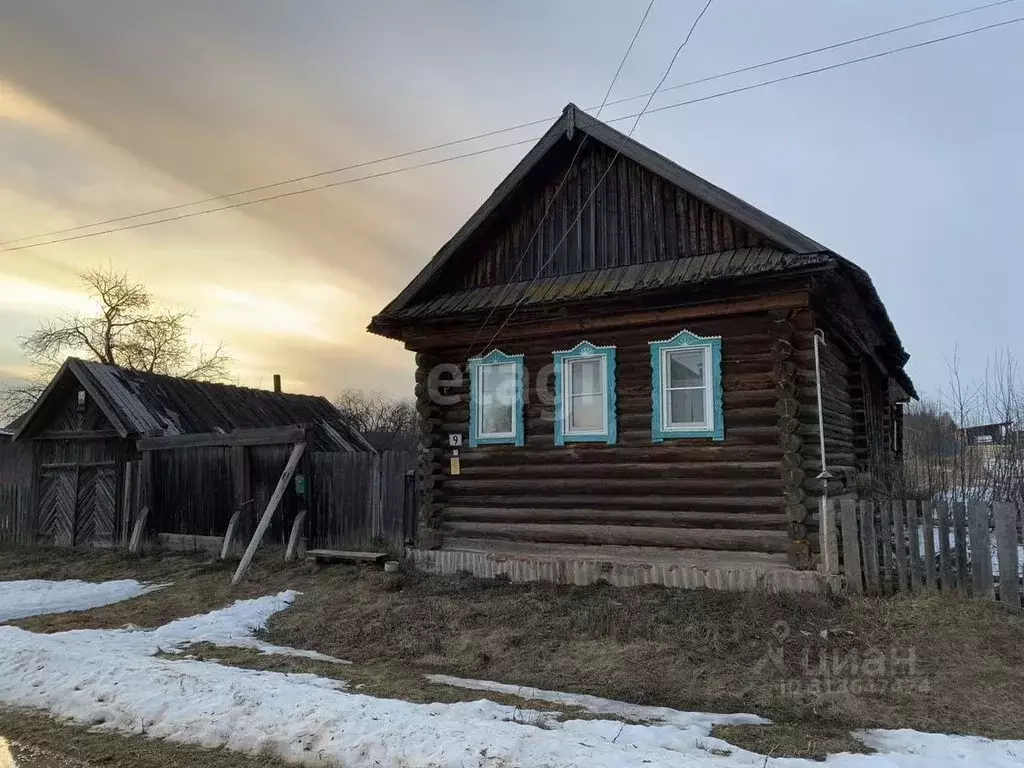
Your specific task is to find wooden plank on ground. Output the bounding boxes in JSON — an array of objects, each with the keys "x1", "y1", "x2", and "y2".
[
  {"x1": 892, "y1": 500, "x2": 909, "y2": 593},
  {"x1": 923, "y1": 502, "x2": 937, "y2": 590},
  {"x1": 936, "y1": 500, "x2": 953, "y2": 591},
  {"x1": 993, "y1": 501, "x2": 1020, "y2": 612},
  {"x1": 968, "y1": 500, "x2": 994, "y2": 600},
  {"x1": 840, "y1": 499, "x2": 863, "y2": 594},
  {"x1": 879, "y1": 499, "x2": 895, "y2": 594},
  {"x1": 305, "y1": 549, "x2": 387, "y2": 564},
  {"x1": 859, "y1": 501, "x2": 880, "y2": 595},
  {"x1": 232, "y1": 442, "x2": 306, "y2": 585},
  {"x1": 907, "y1": 500, "x2": 923, "y2": 593},
  {"x1": 285, "y1": 510, "x2": 307, "y2": 561},
  {"x1": 128, "y1": 506, "x2": 149, "y2": 555},
  {"x1": 953, "y1": 500, "x2": 969, "y2": 591}
]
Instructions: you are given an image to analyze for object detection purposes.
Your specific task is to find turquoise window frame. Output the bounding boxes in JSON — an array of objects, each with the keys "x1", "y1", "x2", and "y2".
[
  {"x1": 553, "y1": 341, "x2": 617, "y2": 446},
  {"x1": 468, "y1": 349, "x2": 525, "y2": 447},
  {"x1": 649, "y1": 330, "x2": 724, "y2": 442}
]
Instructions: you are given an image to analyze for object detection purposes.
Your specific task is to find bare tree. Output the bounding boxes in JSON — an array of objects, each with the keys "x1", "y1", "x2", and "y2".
[
  {"x1": 899, "y1": 349, "x2": 1024, "y2": 506},
  {"x1": 333, "y1": 389, "x2": 416, "y2": 450},
  {"x1": 1, "y1": 266, "x2": 230, "y2": 423}
]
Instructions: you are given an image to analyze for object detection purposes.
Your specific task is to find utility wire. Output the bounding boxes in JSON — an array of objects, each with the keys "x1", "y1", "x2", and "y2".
[
  {"x1": 470, "y1": 0, "x2": 717, "y2": 359},
  {"x1": 459, "y1": 0, "x2": 656, "y2": 361},
  {"x1": 2, "y1": 13, "x2": 1022, "y2": 256},
  {"x1": 1, "y1": 0, "x2": 1016, "y2": 250}
]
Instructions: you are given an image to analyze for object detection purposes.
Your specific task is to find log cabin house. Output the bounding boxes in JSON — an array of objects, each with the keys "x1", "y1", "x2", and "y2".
[
  {"x1": 370, "y1": 103, "x2": 915, "y2": 589},
  {"x1": 9, "y1": 358, "x2": 373, "y2": 550}
]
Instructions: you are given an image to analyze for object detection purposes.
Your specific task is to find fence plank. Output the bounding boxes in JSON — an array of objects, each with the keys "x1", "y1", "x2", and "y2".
[
  {"x1": 820, "y1": 497, "x2": 840, "y2": 576},
  {"x1": 906, "y1": 500, "x2": 923, "y2": 593},
  {"x1": 952, "y1": 500, "x2": 969, "y2": 591},
  {"x1": 128, "y1": 506, "x2": 149, "y2": 555},
  {"x1": 285, "y1": 509, "x2": 307, "y2": 561},
  {"x1": 968, "y1": 500, "x2": 994, "y2": 600},
  {"x1": 993, "y1": 501, "x2": 1021, "y2": 611},
  {"x1": 840, "y1": 499, "x2": 863, "y2": 594},
  {"x1": 936, "y1": 501, "x2": 953, "y2": 591},
  {"x1": 859, "y1": 501, "x2": 880, "y2": 595},
  {"x1": 879, "y1": 499, "x2": 895, "y2": 594},
  {"x1": 922, "y1": 502, "x2": 937, "y2": 590},
  {"x1": 892, "y1": 500, "x2": 909, "y2": 592}
]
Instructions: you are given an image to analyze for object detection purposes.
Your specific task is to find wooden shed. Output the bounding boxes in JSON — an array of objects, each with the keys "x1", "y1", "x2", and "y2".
[
  {"x1": 369, "y1": 103, "x2": 915, "y2": 584},
  {"x1": 10, "y1": 358, "x2": 374, "y2": 550}
]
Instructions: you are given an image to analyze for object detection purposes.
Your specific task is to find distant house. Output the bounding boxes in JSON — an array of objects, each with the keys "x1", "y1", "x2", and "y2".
[
  {"x1": 961, "y1": 421, "x2": 1013, "y2": 446},
  {"x1": 10, "y1": 357, "x2": 373, "y2": 549},
  {"x1": 370, "y1": 103, "x2": 914, "y2": 582}
]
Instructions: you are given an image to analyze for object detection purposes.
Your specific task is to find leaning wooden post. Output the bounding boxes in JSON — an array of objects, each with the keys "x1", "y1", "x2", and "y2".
[
  {"x1": 285, "y1": 510, "x2": 307, "y2": 561},
  {"x1": 232, "y1": 442, "x2": 306, "y2": 585},
  {"x1": 220, "y1": 509, "x2": 242, "y2": 560},
  {"x1": 128, "y1": 506, "x2": 150, "y2": 555}
]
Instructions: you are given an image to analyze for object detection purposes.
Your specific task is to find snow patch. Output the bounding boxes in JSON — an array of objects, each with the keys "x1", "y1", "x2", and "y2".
[
  {"x1": 0, "y1": 579, "x2": 166, "y2": 622},
  {"x1": 427, "y1": 673, "x2": 766, "y2": 729},
  {"x1": 1, "y1": 583, "x2": 1023, "y2": 766}
]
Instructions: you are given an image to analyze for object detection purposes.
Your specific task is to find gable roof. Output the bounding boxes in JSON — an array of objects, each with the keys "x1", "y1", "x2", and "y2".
[
  {"x1": 14, "y1": 358, "x2": 374, "y2": 452},
  {"x1": 377, "y1": 103, "x2": 826, "y2": 318},
  {"x1": 370, "y1": 102, "x2": 914, "y2": 398}
]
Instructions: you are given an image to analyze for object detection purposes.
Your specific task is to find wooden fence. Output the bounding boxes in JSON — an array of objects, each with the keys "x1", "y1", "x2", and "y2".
[
  {"x1": 0, "y1": 443, "x2": 33, "y2": 545},
  {"x1": 828, "y1": 498, "x2": 1023, "y2": 611},
  {"x1": 0, "y1": 439, "x2": 416, "y2": 556},
  {"x1": 308, "y1": 449, "x2": 415, "y2": 552}
]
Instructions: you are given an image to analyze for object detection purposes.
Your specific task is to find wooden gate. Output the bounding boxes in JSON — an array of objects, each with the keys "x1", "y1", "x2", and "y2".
[{"x1": 38, "y1": 461, "x2": 118, "y2": 548}]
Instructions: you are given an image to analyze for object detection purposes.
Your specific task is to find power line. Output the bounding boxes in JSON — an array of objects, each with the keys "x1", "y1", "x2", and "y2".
[
  {"x1": 2, "y1": 0, "x2": 1016, "y2": 250},
  {"x1": 470, "y1": 10, "x2": 1024, "y2": 353},
  {"x1": 460, "y1": 0, "x2": 656, "y2": 361},
  {"x1": 2, "y1": 13, "x2": 1022, "y2": 256},
  {"x1": 470, "y1": 0, "x2": 717, "y2": 359}
]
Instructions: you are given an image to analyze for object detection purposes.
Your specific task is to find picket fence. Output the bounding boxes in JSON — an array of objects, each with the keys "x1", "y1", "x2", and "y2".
[{"x1": 826, "y1": 498, "x2": 1023, "y2": 611}]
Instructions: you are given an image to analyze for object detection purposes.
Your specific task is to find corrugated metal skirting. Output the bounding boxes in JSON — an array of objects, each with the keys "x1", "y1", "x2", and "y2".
[{"x1": 412, "y1": 548, "x2": 828, "y2": 593}]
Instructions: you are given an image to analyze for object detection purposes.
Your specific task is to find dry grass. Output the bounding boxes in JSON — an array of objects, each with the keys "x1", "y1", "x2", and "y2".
[
  {"x1": 157, "y1": 643, "x2": 606, "y2": 722},
  {"x1": 0, "y1": 548, "x2": 321, "y2": 634},
  {"x1": 711, "y1": 722, "x2": 874, "y2": 761},
  {"x1": 4, "y1": 547, "x2": 1024, "y2": 760},
  {"x1": 0, "y1": 706, "x2": 301, "y2": 768}
]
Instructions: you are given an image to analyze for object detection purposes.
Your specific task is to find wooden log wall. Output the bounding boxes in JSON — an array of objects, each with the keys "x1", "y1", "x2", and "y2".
[
  {"x1": 768, "y1": 309, "x2": 810, "y2": 566},
  {"x1": 413, "y1": 309, "x2": 798, "y2": 555}
]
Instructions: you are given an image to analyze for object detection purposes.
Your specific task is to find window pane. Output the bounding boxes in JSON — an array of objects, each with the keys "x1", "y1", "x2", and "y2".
[
  {"x1": 570, "y1": 359, "x2": 602, "y2": 395},
  {"x1": 668, "y1": 350, "x2": 704, "y2": 388},
  {"x1": 570, "y1": 393, "x2": 604, "y2": 431},
  {"x1": 480, "y1": 363, "x2": 515, "y2": 434},
  {"x1": 669, "y1": 389, "x2": 705, "y2": 426}
]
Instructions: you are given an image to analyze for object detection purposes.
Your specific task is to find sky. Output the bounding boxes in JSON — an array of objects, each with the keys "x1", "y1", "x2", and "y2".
[{"x1": 0, "y1": 0, "x2": 1021, "y2": 405}]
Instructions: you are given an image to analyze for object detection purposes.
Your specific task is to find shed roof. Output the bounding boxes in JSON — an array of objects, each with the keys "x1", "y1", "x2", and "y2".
[{"x1": 14, "y1": 359, "x2": 374, "y2": 452}]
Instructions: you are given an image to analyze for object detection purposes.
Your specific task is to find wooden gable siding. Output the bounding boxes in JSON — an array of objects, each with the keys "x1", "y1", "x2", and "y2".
[
  {"x1": 443, "y1": 140, "x2": 771, "y2": 292},
  {"x1": 37, "y1": 386, "x2": 114, "y2": 437},
  {"x1": 412, "y1": 302, "x2": 830, "y2": 556}
]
